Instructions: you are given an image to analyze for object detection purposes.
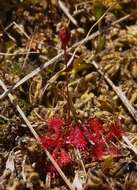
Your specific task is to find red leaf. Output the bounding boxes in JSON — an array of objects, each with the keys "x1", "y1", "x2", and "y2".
[
  {"x1": 87, "y1": 117, "x2": 103, "y2": 134},
  {"x1": 47, "y1": 164, "x2": 56, "y2": 174},
  {"x1": 46, "y1": 148, "x2": 72, "y2": 173},
  {"x1": 108, "y1": 120, "x2": 124, "y2": 139},
  {"x1": 52, "y1": 148, "x2": 72, "y2": 167},
  {"x1": 40, "y1": 135, "x2": 64, "y2": 149},
  {"x1": 56, "y1": 136, "x2": 65, "y2": 147},
  {"x1": 66, "y1": 126, "x2": 87, "y2": 149},
  {"x1": 52, "y1": 147, "x2": 60, "y2": 159},
  {"x1": 59, "y1": 149, "x2": 72, "y2": 167},
  {"x1": 40, "y1": 135, "x2": 56, "y2": 149},
  {"x1": 48, "y1": 116, "x2": 64, "y2": 136},
  {"x1": 92, "y1": 143, "x2": 106, "y2": 160},
  {"x1": 107, "y1": 131, "x2": 113, "y2": 140},
  {"x1": 46, "y1": 148, "x2": 60, "y2": 173},
  {"x1": 88, "y1": 133, "x2": 100, "y2": 144}
]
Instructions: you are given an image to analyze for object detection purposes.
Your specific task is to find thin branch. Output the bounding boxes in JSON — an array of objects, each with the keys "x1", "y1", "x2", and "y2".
[
  {"x1": 122, "y1": 135, "x2": 137, "y2": 155},
  {"x1": 86, "y1": 2, "x2": 117, "y2": 39},
  {"x1": 75, "y1": 148, "x2": 86, "y2": 175},
  {"x1": 0, "y1": 14, "x2": 130, "y2": 100},
  {"x1": 58, "y1": 0, "x2": 78, "y2": 26},
  {"x1": 5, "y1": 21, "x2": 30, "y2": 39},
  {"x1": 0, "y1": 79, "x2": 75, "y2": 190},
  {"x1": 22, "y1": 35, "x2": 34, "y2": 68},
  {"x1": 112, "y1": 14, "x2": 130, "y2": 26},
  {"x1": 0, "y1": 51, "x2": 38, "y2": 56}
]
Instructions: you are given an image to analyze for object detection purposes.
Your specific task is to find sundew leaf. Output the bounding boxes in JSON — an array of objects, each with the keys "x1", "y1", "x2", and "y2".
[{"x1": 66, "y1": 126, "x2": 87, "y2": 149}]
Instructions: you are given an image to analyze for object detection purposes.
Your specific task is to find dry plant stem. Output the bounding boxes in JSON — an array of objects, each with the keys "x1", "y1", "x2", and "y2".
[
  {"x1": 0, "y1": 51, "x2": 38, "y2": 56},
  {"x1": 0, "y1": 80, "x2": 75, "y2": 190},
  {"x1": 5, "y1": 21, "x2": 30, "y2": 39},
  {"x1": 0, "y1": 14, "x2": 130, "y2": 100},
  {"x1": 86, "y1": 2, "x2": 117, "y2": 39},
  {"x1": 22, "y1": 35, "x2": 34, "y2": 68},
  {"x1": 122, "y1": 136, "x2": 137, "y2": 155},
  {"x1": 76, "y1": 148, "x2": 86, "y2": 175},
  {"x1": 58, "y1": 0, "x2": 78, "y2": 26},
  {"x1": 40, "y1": 48, "x2": 77, "y2": 97},
  {"x1": 91, "y1": 61, "x2": 137, "y2": 123},
  {"x1": 64, "y1": 46, "x2": 71, "y2": 121}
]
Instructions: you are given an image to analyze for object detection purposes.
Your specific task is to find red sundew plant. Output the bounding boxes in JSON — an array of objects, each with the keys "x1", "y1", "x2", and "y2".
[
  {"x1": 40, "y1": 116, "x2": 125, "y2": 172},
  {"x1": 40, "y1": 26, "x2": 125, "y2": 174},
  {"x1": 59, "y1": 148, "x2": 72, "y2": 167},
  {"x1": 46, "y1": 148, "x2": 72, "y2": 174}
]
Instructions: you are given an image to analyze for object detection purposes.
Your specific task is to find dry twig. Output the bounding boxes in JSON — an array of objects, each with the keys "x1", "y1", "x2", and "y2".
[
  {"x1": 0, "y1": 51, "x2": 38, "y2": 56},
  {"x1": 122, "y1": 135, "x2": 137, "y2": 155},
  {"x1": 58, "y1": 0, "x2": 78, "y2": 26},
  {"x1": 5, "y1": 21, "x2": 30, "y2": 39}
]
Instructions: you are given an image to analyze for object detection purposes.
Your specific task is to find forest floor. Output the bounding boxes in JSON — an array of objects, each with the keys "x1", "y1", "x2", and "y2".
[{"x1": 0, "y1": 0, "x2": 137, "y2": 190}]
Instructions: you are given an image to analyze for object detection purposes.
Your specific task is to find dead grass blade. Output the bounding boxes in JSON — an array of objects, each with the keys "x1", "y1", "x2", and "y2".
[
  {"x1": 122, "y1": 135, "x2": 137, "y2": 155},
  {"x1": 0, "y1": 51, "x2": 38, "y2": 56},
  {"x1": 58, "y1": 0, "x2": 78, "y2": 26}
]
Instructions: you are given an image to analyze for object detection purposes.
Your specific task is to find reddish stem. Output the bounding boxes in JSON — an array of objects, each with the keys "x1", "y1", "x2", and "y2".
[{"x1": 64, "y1": 46, "x2": 71, "y2": 122}]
